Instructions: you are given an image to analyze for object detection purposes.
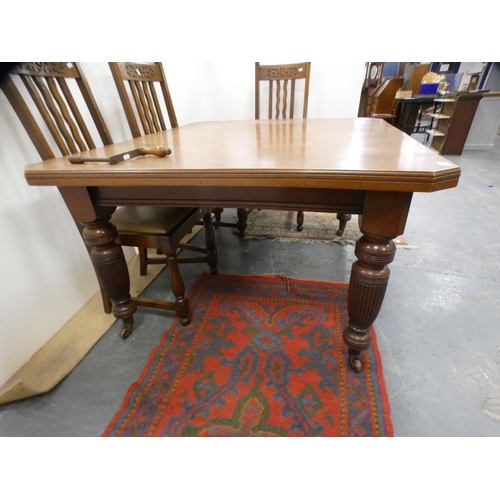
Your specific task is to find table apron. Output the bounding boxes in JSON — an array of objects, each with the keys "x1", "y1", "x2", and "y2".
[{"x1": 89, "y1": 186, "x2": 367, "y2": 214}]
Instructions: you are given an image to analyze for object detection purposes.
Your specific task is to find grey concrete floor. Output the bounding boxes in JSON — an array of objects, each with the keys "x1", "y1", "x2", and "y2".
[{"x1": 1, "y1": 133, "x2": 499, "y2": 437}]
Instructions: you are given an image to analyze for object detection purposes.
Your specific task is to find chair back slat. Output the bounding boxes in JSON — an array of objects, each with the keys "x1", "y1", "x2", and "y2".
[
  {"x1": 1, "y1": 75, "x2": 55, "y2": 160},
  {"x1": 0, "y1": 62, "x2": 113, "y2": 160},
  {"x1": 109, "y1": 62, "x2": 178, "y2": 138},
  {"x1": 130, "y1": 80, "x2": 153, "y2": 135},
  {"x1": 142, "y1": 81, "x2": 162, "y2": 133},
  {"x1": 149, "y1": 81, "x2": 167, "y2": 131},
  {"x1": 268, "y1": 81, "x2": 273, "y2": 119},
  {"x1": 126, "y1": 80, "x2": 146, "y2": 137},
  {"x1": 157, "y1": 63, "x2": 178, "y2": 129},
  {"x1": 46, "y1": 77, "x2": 87, "y2": 152},
  {"x1": 282, "y1": 79, "x2": 289, "y2": 118},
  {"x1": 22, "y1": 74, "x2": 73, "y2": 155},
  {"x1": 57, "y1": 78, "x2": 96, "y2": 150},
  {"x1": 136, "y1": 82, "x2": 153, "y2": 133},
  {"x1": 74, "y1": 68, "x2": 113, "y2": 146},
  {"x1": 274, "y1": 79, "x2": 282, "y2": 119},
  {"x1": 255, "y1": 62, "x2": 311, "y2": 120},
  {"x1": 139, "y1": 81, "x2": 160, "y2": 134},
  {"x1": 34, "y1": 76, "x2": 79, "y2": 152}
]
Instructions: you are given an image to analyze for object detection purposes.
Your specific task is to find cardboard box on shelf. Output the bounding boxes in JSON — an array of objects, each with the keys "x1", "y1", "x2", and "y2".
[{"x1": 396, "y1": 90, "x2": 413, "y2": 99}]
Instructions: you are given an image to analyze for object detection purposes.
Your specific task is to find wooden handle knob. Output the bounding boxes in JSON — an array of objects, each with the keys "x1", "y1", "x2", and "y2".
[
  {"x1": 139, "y1": 146, "x2": 172, "y2": 157},
  {"x1": 68, "y1": 156, "x2": 84, "y2": 164}
]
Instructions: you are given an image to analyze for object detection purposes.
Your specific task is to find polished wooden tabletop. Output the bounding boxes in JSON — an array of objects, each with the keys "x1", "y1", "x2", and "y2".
[{"x1": 25, "y1": 118, "x2": 461, "y2": 192}]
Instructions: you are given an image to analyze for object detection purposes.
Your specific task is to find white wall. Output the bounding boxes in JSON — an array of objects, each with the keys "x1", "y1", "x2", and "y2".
[{"x1": 0, "y1": 62, "x2": 366, "y2": 386}]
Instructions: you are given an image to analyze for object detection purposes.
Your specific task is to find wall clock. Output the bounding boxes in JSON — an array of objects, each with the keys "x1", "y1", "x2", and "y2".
[{"x1": 367, "y1": 62, "x2": 383, "y2": 86}]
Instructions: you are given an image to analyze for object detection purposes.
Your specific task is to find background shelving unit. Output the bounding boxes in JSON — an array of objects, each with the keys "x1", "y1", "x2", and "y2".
[
  {"x1": 426, "y1": 98, "x2": 454, "y2": 152},
  {"x1": 426, "y1": 91, "x2": 487, "y2": 155}
]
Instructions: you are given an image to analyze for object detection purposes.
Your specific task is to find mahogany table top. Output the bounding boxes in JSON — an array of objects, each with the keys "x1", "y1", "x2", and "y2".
[{"x1": 25, "y1": 118, "x2": 461, "y2": 193}]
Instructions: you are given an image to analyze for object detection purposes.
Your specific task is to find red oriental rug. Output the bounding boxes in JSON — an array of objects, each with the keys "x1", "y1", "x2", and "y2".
[{"x1": 103, "y1": 273, "x2": 393, "y2": 437}]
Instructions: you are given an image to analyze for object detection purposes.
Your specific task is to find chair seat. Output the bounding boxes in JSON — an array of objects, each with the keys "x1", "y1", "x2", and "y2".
[{"x1": 111, "y1": 207, "x2": 203, "y2": 235}]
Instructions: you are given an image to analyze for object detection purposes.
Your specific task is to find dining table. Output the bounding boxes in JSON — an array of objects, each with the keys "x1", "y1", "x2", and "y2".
[{"x1": 24, "y1": 118, "x2": 461, "y2": 373}]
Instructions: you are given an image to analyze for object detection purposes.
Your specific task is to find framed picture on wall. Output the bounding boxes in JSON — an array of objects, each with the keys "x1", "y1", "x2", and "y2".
[
  {"x1": 468, "y1": 74, "x2": 480, "y2": 90},
  {"x1": 438, "y1": 62, "x2": 453, "y2": 73}
]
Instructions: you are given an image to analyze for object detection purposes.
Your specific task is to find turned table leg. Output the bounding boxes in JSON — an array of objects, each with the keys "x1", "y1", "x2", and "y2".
[
  {"x1": 343, "y1": 190, "x2": 413, "y2": 372},
  {"x1": 343, "y1": 234, "x2": 396, "y2": 372},
  {"x1": 81, "y1": 215, "x2": 137, "y2": 339}
]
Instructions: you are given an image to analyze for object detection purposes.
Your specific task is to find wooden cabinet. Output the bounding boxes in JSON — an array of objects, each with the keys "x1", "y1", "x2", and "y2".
[
  {"x1": 464, "y1": 91, "x2": 500, "y2": 151},
  {"x1": 367, "y1": 78, "x2": 404, "y2": 120},
  {"x1": 426, "y1": 91, "x2": 487, "y2": 155}
]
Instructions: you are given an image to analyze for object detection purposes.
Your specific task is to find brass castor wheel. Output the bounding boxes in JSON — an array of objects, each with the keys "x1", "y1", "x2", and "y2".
[
  {"x1": 349, "y1": 355, "x2": 363, "y2": 373},
  {"x1": 119, "y1": 325, "x2": 133, "y2": 339},
  {"x1": 180, "y1": 313, "x2": 192, "y2": 327}
]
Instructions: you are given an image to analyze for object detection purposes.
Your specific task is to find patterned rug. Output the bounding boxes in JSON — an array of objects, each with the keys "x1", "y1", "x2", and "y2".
[
  {"x1": 103, "y1": 273, "x2": 393, "y2": 437},
  {"x1": 240, "y1": 210, "x2": 409, "y2": 247}
]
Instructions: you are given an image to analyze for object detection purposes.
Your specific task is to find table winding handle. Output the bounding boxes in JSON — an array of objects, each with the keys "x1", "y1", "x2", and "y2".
[{"x1": 138, "y1": 146, "x2": 172, "y2": 157}]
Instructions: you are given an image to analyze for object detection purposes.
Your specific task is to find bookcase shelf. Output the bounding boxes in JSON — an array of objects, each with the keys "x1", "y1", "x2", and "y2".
[{"x1": 425, "y1": 91, "x2": 487, "y2": 155}]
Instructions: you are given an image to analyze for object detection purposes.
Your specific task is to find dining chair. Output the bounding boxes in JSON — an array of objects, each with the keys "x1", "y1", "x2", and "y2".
[
  {"x1": 108, "y1": 61, "x2": 220, "y2": 269},
  {"x1": 254, "y1": 62, "x2": 350, "y2": 235},
  {"x1": 108, "y1": 61, "x2": 180, "y2": 272},
  {"x1": 1, "y1": 62, "x2": 217, "y2": 332}
]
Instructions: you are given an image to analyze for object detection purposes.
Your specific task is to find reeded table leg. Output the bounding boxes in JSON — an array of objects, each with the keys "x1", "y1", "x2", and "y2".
[
  {"x1": 82, "y1": 215, "x2": 137, "y2": 339},
  {"x1": 343, "y1": 234, "x2": 396, "y2": 372},
  {"x1": 343, "y1": 190, "x2": 413, "y2": 372}
]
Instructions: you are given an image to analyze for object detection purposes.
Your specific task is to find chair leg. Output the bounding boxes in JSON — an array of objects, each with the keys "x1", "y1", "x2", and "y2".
[
  {"x1": 236, "y1": 208, "x2": 247, "y2": 238},
  {"x1": 203, "y1": 210, "x2": 218, "y2": 274},
  {"x1": 213, "y1": 208, "x2": 223, "y2": 223},
  {"x1": 167, "y1": 254, "x2": 191, "y2": 326},
  {"x1": 336, "y1": 213, "x2": 352, "y2": 236},
  {"x1": 100, "y1": 284, "x2": 112, "y2": 314},
  {"x1": 296, "y1": 211, "x2": 304, "y2": 231},
  {"x1": 139, "y1": 247, "x2": 148, "y2": 276}
]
